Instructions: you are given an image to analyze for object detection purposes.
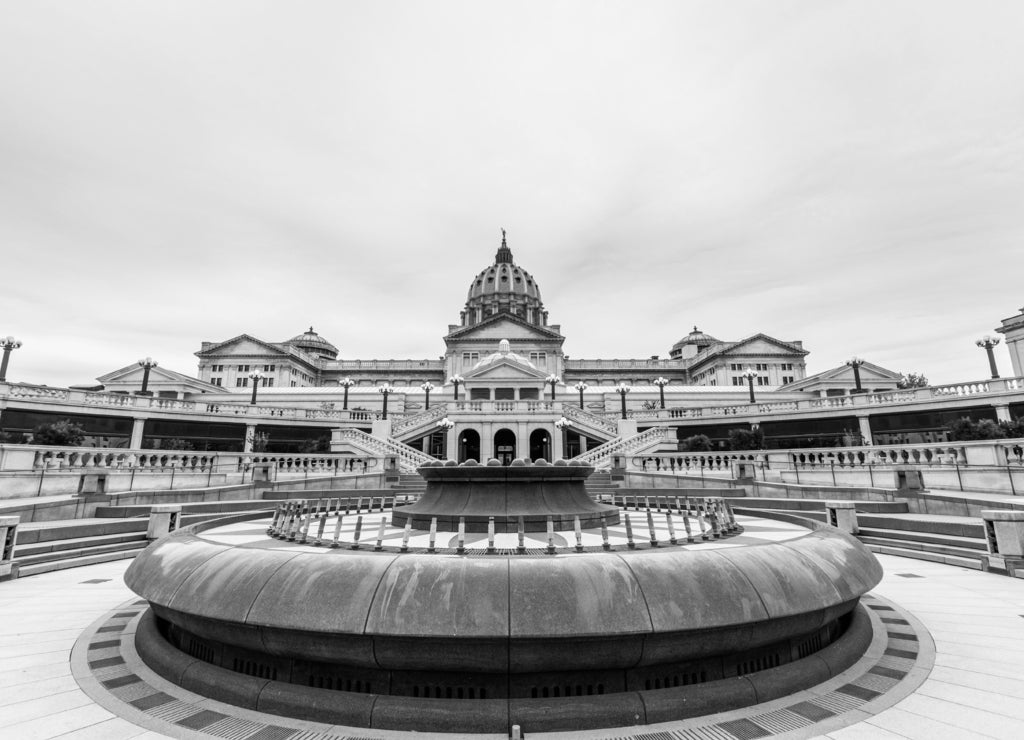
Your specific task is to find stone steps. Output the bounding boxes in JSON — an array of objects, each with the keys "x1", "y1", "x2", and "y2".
[
  {"x1": 14, "y1": 546, "x2": 147, "y2": 578},
  {"x1": 857, "y1": 526, "x2": 988, "y2": 552},
  {"x1": 861, "y1": 542, "x2": 989, "y2": 571}
]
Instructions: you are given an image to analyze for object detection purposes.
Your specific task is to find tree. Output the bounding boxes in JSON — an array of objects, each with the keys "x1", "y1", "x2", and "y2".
[
  {"x1": 998, "y1": 417, "x2": 1024, "y2": 439},
  {"x1": 32, "y1": 420, "x2": 86, "y2": 446},
  {"x1": 728, "y1": 428, "x2": 764, "y2": 450},
  {"x1": 947, "y1": 417, "x2": 1005, "y2": 441},
  {"x1": 679, "y1": 434, "x2": 714, "y2": 452},
  {"x1": 897, "y1": 372, "x2": 928, "y2": 389}
]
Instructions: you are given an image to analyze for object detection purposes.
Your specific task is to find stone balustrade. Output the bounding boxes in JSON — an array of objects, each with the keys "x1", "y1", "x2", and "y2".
[
  {"x1": 629, "y1": 452, "x2": 764, "y2": 473},
  {"x1": 332, "y1": 429, "x2": 435, "y2": 472}
]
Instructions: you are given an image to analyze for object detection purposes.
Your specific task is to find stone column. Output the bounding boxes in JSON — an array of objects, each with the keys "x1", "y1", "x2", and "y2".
[
  {"x1": 517, "y1": 421, "x2": 528, "y2": 461},
  {"x1": 480, "y1": 423, "x2": 494, "y2": 462},
  {"x1": 580, "y1": 435, "x2": 588, "y2": 454},
  {"x1": 129, "y1": 418, "x2": 146, "y2": 449},
  {"x1": 552, "y1": 424, "x2": 564, "y2": 461},
  {"x1": 243, "y1": 424, "x2": 257, "y2": 453},
  {"x1": 995, "y1": 404, "x2": 1012, "y2": 423},
  {"x1": 856, "y1": 415, "x2": 873, "y2": 445},
  {"x1": 445, "y1": 426, "x2": 457, "y2": 462}
]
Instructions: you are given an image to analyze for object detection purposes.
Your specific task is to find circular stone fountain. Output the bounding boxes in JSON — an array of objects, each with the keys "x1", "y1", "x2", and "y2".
[{"x1": 125, "y1": 459, "x2": 883, "y2": 734}]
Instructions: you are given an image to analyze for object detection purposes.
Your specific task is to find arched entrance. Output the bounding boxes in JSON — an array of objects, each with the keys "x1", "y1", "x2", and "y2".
[
  {"x1": 529, "y1": 428, "x2": 551, "y2": 462},
  {"x1": 458, "y1": 429, "x2": 480, "y2": 463},
  {"x1": 494, "y1": 428, "x2": 516, "y2": 466}
]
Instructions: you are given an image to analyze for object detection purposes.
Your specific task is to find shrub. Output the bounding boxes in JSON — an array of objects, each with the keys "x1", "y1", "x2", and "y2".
[
  {"x1": 728, "y1": 428, "x2": 764, "y2": 450},
  {"x1": 896, "y1": 372, "x2": 928, "y2": 389},
  {"x1": 947, "y1": 417, "x2": 1005, "y2": 441},
  {"x1": 31, "y1": 420, "x2": 86, "y2": 446},
  {"x1": 679, "y1": 434, "x2": 714, "y2": 452}
]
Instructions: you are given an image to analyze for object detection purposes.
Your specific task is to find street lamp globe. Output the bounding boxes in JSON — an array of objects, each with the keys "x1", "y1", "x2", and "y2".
[{"x1": 339, "y1": 377, "x2": 355, "y2": 410}]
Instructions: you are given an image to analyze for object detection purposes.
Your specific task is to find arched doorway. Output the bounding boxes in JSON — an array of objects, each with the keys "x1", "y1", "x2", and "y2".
[
  {"x1": 529, "y1": 428, "x2": 551, "y2": 462},
  {"x1": 494, "y1": 428, "x2": 516, "y2": 466},
  {"x1": 459, "y1": 429, "x2": 480, "y2": 463}
]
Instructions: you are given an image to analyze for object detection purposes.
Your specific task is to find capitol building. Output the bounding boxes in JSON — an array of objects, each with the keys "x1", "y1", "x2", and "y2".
[{"x1": 3, "y1": 233, "x2": 1023, "y2": 461}]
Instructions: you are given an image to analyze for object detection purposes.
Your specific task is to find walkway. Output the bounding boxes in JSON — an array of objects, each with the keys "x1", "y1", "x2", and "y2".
[{"x1": 1, "y1": 556, "x2": 1023, "y2": 739}]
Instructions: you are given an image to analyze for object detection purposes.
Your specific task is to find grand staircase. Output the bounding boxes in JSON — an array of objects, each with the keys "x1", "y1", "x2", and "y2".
[{"x1": 572, "y1": 427, "x2": 677, "y2": 469}]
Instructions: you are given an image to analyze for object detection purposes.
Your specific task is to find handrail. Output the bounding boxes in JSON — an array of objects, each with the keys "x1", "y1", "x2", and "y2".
[
  {"x1": 572, "y1": 427, "x2": 674, "y2": 469},
  {"x1": 333, "y1": 429, "x2": 435, "y2": 473},
  {"x1": 560, "y1": 404, "x2": 619, "y2": 435}
]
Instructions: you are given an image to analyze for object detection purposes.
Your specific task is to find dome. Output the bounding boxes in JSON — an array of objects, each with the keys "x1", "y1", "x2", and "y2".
[
  {"x1": 462, "y1": 231, "x2": 546, "y2": 326},
  {"x1": 284, "y1": 326, "x2": 338, "y2": 360},
  {"x1": 671, "y1": 326, "x2": 719, "y2": 354}
]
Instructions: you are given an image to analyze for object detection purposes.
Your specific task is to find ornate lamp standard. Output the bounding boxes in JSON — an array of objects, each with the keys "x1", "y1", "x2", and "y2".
[
  {"x1": 0, "y1": 336, "x2": 22, "y2": 383},
  {"x1": 545, "y1": 374, "x2": 560, "y2": 400},
  {"x1": 435, "y1": 417, "x2": 454, "y2": 460},
  {"x1": 136, "y1": 356, "x2": 158, "y2": 395},
  {"x1": 248, "y1": 371, "x2": 264, "y2": 405},
  {"x1": 339, "y1": 377, "x2": 355, "y2": 410},
  {"x1": 377, "y1": 384, "x2": 394, "y2": 420},
  {"x1": 653, "y1": 376, "x2": 669, "y2": 409},
  {"x1": 421, "y1": 381, "x2": 435, "y2": 410},
  {"x1": 616, "y1": 383, "x2": 631, "y2": 419},
  {"x1": 449, "y1": 374, "x2": 464, "y2": 401},
  {"x1": 742, "y1": 368, "x2": 758, "y2": 404},
  {"x1": 573, "y1": 381, "x2": 588, "y2": 409},
  {"x1": 555, "y1": 416, "x2": 572, "y2": 459},
  {"x1": 976, "y1": 336, "x2": 1001, "y2": 379},
  {"x1": 845, "y1": 357, "x2": 866, "y2": 393}
]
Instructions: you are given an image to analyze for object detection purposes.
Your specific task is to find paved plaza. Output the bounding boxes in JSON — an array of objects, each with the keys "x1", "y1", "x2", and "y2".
[{"x1": 1, "y1": 554, "x2": 1023, "y2": 739}]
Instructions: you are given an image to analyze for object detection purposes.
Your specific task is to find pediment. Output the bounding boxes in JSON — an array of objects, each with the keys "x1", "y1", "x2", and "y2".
[
  {"x1": 724, "y1": 334, "x2": 807, "y2": 356},
  {"x1": 464, "y1": 359, "x2": 548, "y2": 381},
  {"x1": 97, "y1": 364, "x2": 219, "y2": 392},
  {"x1": 196, "y1": 334, "x2": 290, "y2": 358}
]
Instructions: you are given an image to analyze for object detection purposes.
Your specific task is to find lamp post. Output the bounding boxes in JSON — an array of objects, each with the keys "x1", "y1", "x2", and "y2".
[
  {"x1": 435, "y1": 417, "x2": 454, "y2": 460},
  {"x1": 742, "y1": 368, "x2": 758, "y2": 404},
  {"x1": 421, "y1": 381, "x2": 435, "y2": 410},
  {"x1": 555, "y1": 416, "x2": 572, "y2": 459},
  {"x1": 136, "y1": 357, "x2": 158, "y2": 395},
  {"x1": 449, "y1": 374, "x2": 464, "y2": 401},
  {"x1": 976, "y1": 336, "x2": 1001, "y2": 379},
  {"x1": 0, "y1": 336, "x2": 22, "y2": 383},
  {"x1": 845, "y1": 357, "x2": 866, "y2": 393},
  {"x1": 377, "y1": 384, "x2": 393, "y2": 420},
  {"x1": 573, "y1": 381, "x2": 588, "y2": 409},
  {"x1": 653, "y1": 376, "x2": 669, "y2": 409},
  {"x1": 616, "y1": 383, "x2": 631, "y2": 420},
  {"x1": 545, "y1": 374, "x2": 560, "y2": 400},
  {"x1": 339, "y1": 377, "x2": 355, "y2": 410},
  {"x1": 248, "y1": 371, "x2": 264, "y2": 405}
]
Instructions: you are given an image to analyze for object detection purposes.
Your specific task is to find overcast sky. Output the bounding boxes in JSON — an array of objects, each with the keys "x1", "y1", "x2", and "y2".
[{"x1": 2, "y1": 1, "x2": 1023, "y2": 389}]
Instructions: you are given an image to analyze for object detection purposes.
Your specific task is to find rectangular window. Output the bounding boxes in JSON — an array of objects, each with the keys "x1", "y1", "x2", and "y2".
[
  {"x1": 755, "y1": 363, "x2": 768, "y2": 371},
  {"x1": 780, "y1": 363, "x2": 793, "y2": 371},
  {"x1": 263, "y1": 364, "x2": 276, "y2": 372},
  {"x1": 757, "y1": 376, "x2": 769, "y2": 386},
  {"x1": 529, "y1": 352, "x2": 546, "y2": 364},
  {"x1": 519, "y1": 388, "x2": 539, "y2": 400},
  {"x1": 263, "y1": 378, "x2": 274, "y2": 387},
  {"x1": 462, "y1": 352, "x2": 479, "y2": 364},
  {"x1": 469, "y1": 388, "x2": 490, "y2": 400},
  {"x1": 732, "y1": 377, "x2": 744, "y2": 386},
  {"x1": 729, "y1": 363, "x2": 742, "y2": 371},
  {"x1": 211, "y1": 378, "x2": 222, "y2": 386},
  {"x1": 494, "y1": 387, "x2": 515, "y2": 400},
  {"x1": 235, "y1": 378, "x2": 247, "y2": 387},
  {"x1": 782, "y1": 376, "x2": 794, "y2": 384},
  {"x1": 290, "y1": 381, "x2": 297, "y2": 387}
]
